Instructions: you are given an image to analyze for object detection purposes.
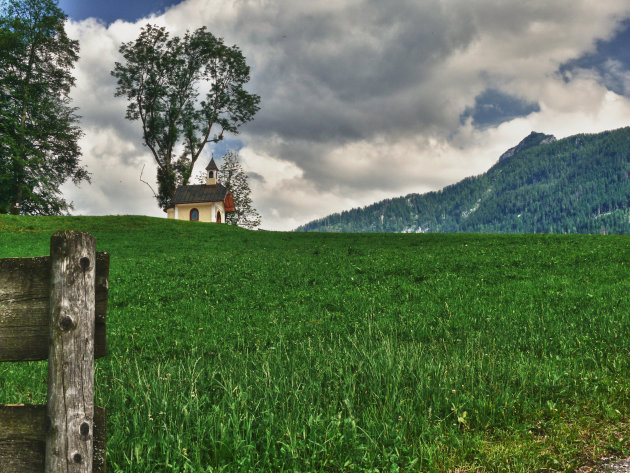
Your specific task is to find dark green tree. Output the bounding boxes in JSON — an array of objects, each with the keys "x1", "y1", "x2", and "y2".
[
  {"x1": 219, "y1": 150, "x2": 261, "y2": 229},
  {"x1": 111, "y1": 24, "x2": 261, "y2": 210},
  {"x1": 0, "y1": 0, "x2": 88, "y2": 215}
]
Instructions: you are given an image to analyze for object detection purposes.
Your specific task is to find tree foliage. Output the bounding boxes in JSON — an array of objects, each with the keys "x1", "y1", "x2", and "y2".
[
  {"x1": 111, "y1": 24, "x2": 261, "y2": 210},
  {"x1": 219, "y1": 150, "x2": 261, "y2": 229},
  {"x1": 0, "y1": 0, "x2": 87, "y2": 215}
]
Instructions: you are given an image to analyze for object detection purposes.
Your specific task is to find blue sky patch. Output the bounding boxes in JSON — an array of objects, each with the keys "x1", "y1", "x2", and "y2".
[
  {"x1": 58, "y1": 0, "x2": 182, "y2": 24},
  {"x1": 460, "y1": 89, "x2": 540, "y2": 129},
  {"x1": 209, "y1": 139, "x2": 244, "y2": 159},
  {"x1": 559, "y1": 19, "x2": 630, "y2": 96}
]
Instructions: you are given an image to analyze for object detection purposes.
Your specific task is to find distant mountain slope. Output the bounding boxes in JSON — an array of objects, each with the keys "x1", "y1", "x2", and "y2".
[{"x1": 296, "y1": 127, "x2": 630, "y2": 234}]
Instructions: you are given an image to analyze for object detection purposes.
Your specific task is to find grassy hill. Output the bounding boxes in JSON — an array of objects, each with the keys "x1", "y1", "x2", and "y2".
[
  {"x1": 1, "y1": 215, "x2": 629, "y2": 472},
  {"x1": 297, "y1": 127, "x2": 630, "y2": 234}
]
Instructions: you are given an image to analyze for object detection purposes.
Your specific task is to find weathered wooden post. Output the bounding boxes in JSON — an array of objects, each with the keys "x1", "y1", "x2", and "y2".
[
  {"x1": 0, "y1": 231, "x2": 108, "y2": 472},
  {"x1": 45, "y1": 231, "x2": 95, "y2": 472}
]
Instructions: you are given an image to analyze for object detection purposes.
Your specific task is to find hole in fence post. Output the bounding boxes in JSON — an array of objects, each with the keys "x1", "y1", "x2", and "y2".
[
  {"x1": 80, "y1": 422, "x2": 90, "y2": 436},
  {"x1": 80, "y1": 256, "x2": 90, "y2": 271},
  {"x1": 59, "y1": 316, "x2": 76, "y2": 331}
]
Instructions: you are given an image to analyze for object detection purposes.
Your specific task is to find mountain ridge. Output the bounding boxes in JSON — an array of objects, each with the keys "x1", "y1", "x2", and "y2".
[
  {"x1": 296, "y1": 126, "x2": 630, "y2": 234},
  {"x1": 498, "y1": 131, "x2": 556, "y2": 162}
]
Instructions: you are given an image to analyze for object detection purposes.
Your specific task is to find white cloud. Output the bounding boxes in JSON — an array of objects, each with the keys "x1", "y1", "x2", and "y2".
[
  {"x1": 61, "y1": 126, "x2": 161, "y2": 216},
  {"x1": 61, "y1": 0, "x2": 630, "y2": 230}
]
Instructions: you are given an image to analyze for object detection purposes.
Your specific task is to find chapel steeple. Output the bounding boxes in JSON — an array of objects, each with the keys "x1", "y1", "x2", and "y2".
[{"x1": 205, "y1": 157, "x2": 219, "y2": 185}]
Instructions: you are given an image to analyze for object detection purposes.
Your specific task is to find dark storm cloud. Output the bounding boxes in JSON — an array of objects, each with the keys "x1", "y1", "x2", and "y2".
[
  {"x1": 231, "y1": 0, "x2": 630, "y2": 190},
  {"x1": 243, "y1": 0, "x2": 478, "y2": 144}
]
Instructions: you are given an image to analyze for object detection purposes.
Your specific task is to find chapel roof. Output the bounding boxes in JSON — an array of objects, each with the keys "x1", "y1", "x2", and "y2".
[
  {"x1": 167, "y1": 183, "x2": 229, "y2": 208},
  {"x1": 205, "y1": 158, "x2": 219, "y2": 171}
]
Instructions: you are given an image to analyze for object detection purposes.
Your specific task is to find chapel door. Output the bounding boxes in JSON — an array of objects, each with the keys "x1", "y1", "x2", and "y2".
[{"x1": 216, "y1": 211, "x2": 221, "y2": 223}]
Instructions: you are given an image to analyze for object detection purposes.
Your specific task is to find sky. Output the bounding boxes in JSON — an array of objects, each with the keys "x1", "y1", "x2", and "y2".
[{"x1": 56, "y1": 0, "x2": 630, "y2": 230}]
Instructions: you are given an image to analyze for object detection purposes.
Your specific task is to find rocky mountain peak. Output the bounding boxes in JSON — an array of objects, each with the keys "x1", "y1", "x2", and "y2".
[{"x1": 499, "y1": 131, "x2": 556, "y2": 162}]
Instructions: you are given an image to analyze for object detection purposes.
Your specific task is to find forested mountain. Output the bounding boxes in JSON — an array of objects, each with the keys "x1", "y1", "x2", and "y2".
[{"x1": 296, "y1": 127, "x2": 630, "y2": 234}]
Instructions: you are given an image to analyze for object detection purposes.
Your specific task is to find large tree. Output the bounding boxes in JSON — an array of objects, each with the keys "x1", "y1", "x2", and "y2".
[
  {"x1": 111, "y1": 24, "x2": 261, "y2": 210},
  {"x1": 219, "y1": 150, "x2": 261, "y2": 229},
  {"x1": 0, "y1": 0, "x2": 88, "y2": 215}
]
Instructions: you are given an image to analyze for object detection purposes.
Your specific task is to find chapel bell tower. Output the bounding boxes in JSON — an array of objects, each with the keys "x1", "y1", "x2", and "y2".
[{"x1": 206, "y1": 157, "x2": 218, "y2": 185}]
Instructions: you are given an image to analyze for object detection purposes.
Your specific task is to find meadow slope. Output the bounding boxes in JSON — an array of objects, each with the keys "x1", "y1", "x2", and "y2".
[{"x1": 0, "y1": 215, "x2": 628, "y2": 472}]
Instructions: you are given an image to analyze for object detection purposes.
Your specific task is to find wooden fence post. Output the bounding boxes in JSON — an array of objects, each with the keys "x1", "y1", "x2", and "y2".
[
  {"x1": 0, "y1": 231, "x2": 108, "y2": 472},
  {"x1": 45, "y1": 231, "x2": 96, "y2": 473}
]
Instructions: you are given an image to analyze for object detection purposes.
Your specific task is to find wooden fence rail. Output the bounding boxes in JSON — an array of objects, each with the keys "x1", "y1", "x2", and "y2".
[{"x1": 0, "y1": 231, "x2": 109, "y2": 473}]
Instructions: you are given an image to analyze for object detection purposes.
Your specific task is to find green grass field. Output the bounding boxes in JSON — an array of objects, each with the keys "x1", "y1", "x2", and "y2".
[{"x1": 1, "y1": 215, "x2": 629, "y2": 472}]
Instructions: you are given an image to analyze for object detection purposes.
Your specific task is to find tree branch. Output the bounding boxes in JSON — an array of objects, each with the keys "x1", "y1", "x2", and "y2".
[{"x1": 139, "y1": 163, "x2": 158, "y2": 197}]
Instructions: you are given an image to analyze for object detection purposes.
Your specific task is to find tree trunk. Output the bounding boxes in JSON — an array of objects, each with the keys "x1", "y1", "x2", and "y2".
[{"x1": 9, "y1": 169, "x2": 23, "y2": 215}]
